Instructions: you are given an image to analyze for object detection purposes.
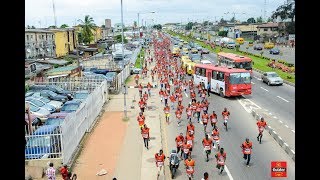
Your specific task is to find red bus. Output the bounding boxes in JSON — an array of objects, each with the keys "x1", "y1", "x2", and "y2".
[
  {"x1": 193, "y1": 64, "x2": 252, "y2": 97},
  {"x1": 217, "y1": 52, "x2": 253, "y2": 74}
]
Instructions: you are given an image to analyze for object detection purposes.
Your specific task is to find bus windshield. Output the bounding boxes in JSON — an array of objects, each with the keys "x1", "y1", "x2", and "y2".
[
  {"x1": 234, "y1": 62, "x2": 252, "y2": 70},
  {"x1": 229, "y1": 72, "x2": 251, "y2": 84}
]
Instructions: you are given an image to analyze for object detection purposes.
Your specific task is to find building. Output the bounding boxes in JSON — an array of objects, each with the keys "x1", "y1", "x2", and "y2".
[
  {"x1": 25, "y1": 29, "x2": 55, "y2": 59},
  {"x1": 49, "y1": 28, "x2": 78, "y2": 58},
  {"x1": 102, "y1": 19, "x2": 112, "y2": 39},
  {"x1": 234, "y1": 23, "x2": 261, "y2": 39},
  {"x1": 114, "y1": 23, "x2": 124, "y2": 32},
  {"x1": 46, "y1": 66, "x2": 81, "y2": 78},
  {"x1": 256, "y1": 23, "x2": 281, "y2": 37},
  {"x1": 92, "y1": 26, "x2": 102, "y2": 43}
]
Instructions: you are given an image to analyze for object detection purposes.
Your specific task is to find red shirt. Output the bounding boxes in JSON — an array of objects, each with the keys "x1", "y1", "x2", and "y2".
[{"x1": 60, "y1": 167, "x2": 68, "y2": 180}]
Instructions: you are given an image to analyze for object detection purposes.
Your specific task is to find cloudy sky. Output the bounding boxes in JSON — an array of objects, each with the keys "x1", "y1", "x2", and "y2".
[{"x1": 26, "y1": 0, "x2": 287, "y2": 28}]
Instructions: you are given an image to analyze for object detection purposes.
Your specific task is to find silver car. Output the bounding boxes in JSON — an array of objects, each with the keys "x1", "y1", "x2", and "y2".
[{"x1": 261, "y1": 72, "x2": 283, "y2": 86}]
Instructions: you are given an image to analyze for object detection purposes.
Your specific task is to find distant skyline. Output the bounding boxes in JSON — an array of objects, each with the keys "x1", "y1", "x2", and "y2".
[{"x1": 26, "y1": 0, "x2": 287, "y2": 28}]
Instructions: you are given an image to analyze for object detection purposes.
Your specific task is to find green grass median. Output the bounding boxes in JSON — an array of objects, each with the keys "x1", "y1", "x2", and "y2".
[
  {"x1": 135, "y1": 48, "x2": 145, "y2": 68},
  {"x1": 166, "y1": 30, "x2": 295, "y2": 84}
]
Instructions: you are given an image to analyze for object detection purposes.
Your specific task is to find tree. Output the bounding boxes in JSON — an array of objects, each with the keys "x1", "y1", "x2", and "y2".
[
  {"x1": 114, "y1": 34, "x2": 128, "y2": 43},
  {"x1": 247, "y1": 17, "x2": 256, "y2": 24},
  {"x1": 78, "y1": 15, "x2": 96, "y2": 44},
  {"x1": 152, "y1": 24, "x2": 162, "y2": 30},
  {"x1": 218, "y1": 31, "x2": 228, "y2": 37},
  {"x1": 203, "y1": 21, "x2": 209, "y2": 26},
  {"x1": 271, "y1": 1, "x2": 295, "y2": 22},
  {"x1": 256, "y1": 16, "x2": 263, "y2": 23},
  {"x1": 60, "y1": 24, "x2": 69, "y2": 28},
  {"x1": 219, "y1": 18, "x2": 227, "y2": 24},
  {"x1": 31, "y1": 26, "x2": 36, "y2": 29},
  {"x1": 101, "y1": 25, "x2": 105, "y2": 28},
  {"x1": 230, "y1": 17, "x2": 235, "y2": 23},
  {"x1": 185, "y1": 22, "x2": 194, "y2": 30},
  {"x1": 48, "y1": 25, "x2": 57, "y2": 29}
]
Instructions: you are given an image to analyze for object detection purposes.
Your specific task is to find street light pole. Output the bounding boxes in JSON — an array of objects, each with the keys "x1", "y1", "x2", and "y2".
[{"x1": 120, "y1": 0, "x2": 127, "y2": 118}]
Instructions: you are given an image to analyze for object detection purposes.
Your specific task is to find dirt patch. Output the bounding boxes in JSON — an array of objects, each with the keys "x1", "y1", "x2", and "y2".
[{"x1": 72, "y1": 112, "x2": 127, "y2": 179}]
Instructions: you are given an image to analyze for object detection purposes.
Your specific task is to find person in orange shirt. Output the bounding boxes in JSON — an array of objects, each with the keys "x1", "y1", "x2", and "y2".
[
  {"x1": 141, "y1": 124, "x2": 150, "y2": 149},
  {"x1": 155, "y1": 149, "x2": 166, "y2": 177},
  {"x1": 138, "y1": 98, "x2": 146, "y2": 113},
  {"x1": 256, "y1": 117, "x2": 267, "y2": 144},
  {"x1": 147, "y1": 82, "x2": 152, "y2": 96},
  {"x1": 137, "y1": 112, "x2": 145, "y2": 129},
  {"x1": 163, "y1": 105, "x2": 170, "y2": 124},
  {"x1": 175, "y1": 108, "x2": 182, "y2": 126},
  {"x1": 186, "y1": 121, "x2": 195, "y2": 136},
  {"x1": 221, "y1": 107, "x2": 230, "y2": 130},
  {"x1": 182, "y1": 139, "x2": 192, "y2": 160},
  {"x1": 202, "y1": 134, "x2": 213, "y2": 162},
  {"x1": 241, "y1": 138, "x2": 253, "y2": 167},
  {"x1": 202, "y1": 111, "x2": 209, "y2": 132},
  {"x1": 184, "y1": 155, "x2": 195, "y2": 180},
  {"x1": 143, "y1": 91, "x2": 149, "y2": 102},
  {"x1": 177, "y1": 102, "x2": 184, "y2": 112},
  {"x1": 210, "y1": 110, "x2": 218, "y2": 129},
  {"x1": 159, "y1": 89, "x2": 164, "y2": 103},
  {"x1": 211, "y1": 126, "x2": 221, "y2": 151},
  {"x1": 134, "y1": 74, "x2": 139, "y2": 86},
  {"x1": 185, "y1": 133, "x2": 194, "y2": 155},
  {"x1": 175, "y1": 133, "x2": 184, "y2": 157},
  {"x1": 169, "y1": 93, "x2": 176, "y2": 110},
  {"x1": 60, "y1": 164, "x2": 69, "y2": 180},
  {"x1": 215, "y1": 147, "x2": 227, "y2": 175},
  {"x1": 195, "y1": 101, "x2": 202, "y2": 123},
  {"x1": 186, "y1": 104, "x2": 192, "y2": 122},
  {"x1": 138, "y1": 83, "x2": 143, "y2": 98},
  {"x1": 163, "y1": 91, "x2": 169, "y2": 106}
]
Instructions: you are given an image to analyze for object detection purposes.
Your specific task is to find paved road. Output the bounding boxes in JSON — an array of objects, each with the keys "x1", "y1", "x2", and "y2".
[
  {"x1": 163, "y1": 75, "x2": 295, "y2": 180},
  {"x1": 201, "y1": 52, "x2": 295, "y2": 152},
  {"x1": 239, "y1": 42, "x2": 295, "y2": 65}
]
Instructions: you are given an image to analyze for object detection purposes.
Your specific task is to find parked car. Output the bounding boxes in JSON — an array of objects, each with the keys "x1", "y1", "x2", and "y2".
[
  {"x1": 131, "y1": 67, "x2": 142, "y2": 75},
  {"x1": 190, "y1": 48, "x2": 198, "y2": 54},
  {"x1": 44, "y1": 112, "x2": 68, "y2": 126},
  {"x1": 60, "y1": 100, "x2": 82, "y2": 113},
  {"x1": 73, "y1": 90, "x2": 89, "y2": 102},
  {"x1": 26, "y1": 102, "x2": 50, "y2": 122},
  {"x1": 29, "y1": 85, "x2": 73, "y2": 100},
  {"x1": 264, "y1": 42, "x2": 275, "y2": 49},
  {"x1": 195, "y1": 46, "x2": 202, "y2": 51},
  {"x1": 25, "y1": 97, "x2": 56, "y2": 113},
  {"x1": 31, "y1": 90, "x2": 68, "y2": 103},
  {"x1": 253, "y1": 44, "x2": 263, "y2": 50},
  {"x1": 201, "y1": 48, "x2": 210, "y2": 54},
  {"x1": 261, "y1": 72, "x2": 283, "y2": 86},
  {"x1": 189, "y1": 54, "x2": 201, "y2": 61},
  {"x1": 25, "y1": 125, "x2": 62, "y2": 159},
  {"x1": 269, "y1": 48, "x2": 280, "y2": 55},
  {"x1": 33, "y1": 96, "x2": 63, "y2": 111}
]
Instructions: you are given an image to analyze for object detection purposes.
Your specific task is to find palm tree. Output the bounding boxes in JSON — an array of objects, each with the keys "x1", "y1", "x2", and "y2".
[{"x1": 78, "y1": 15, "x2": 96, "y2": 44}]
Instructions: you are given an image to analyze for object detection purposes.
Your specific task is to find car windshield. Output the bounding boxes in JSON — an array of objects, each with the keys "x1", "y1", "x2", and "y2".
[
  {"x1": 39, "y1": 97, "x2": 50, "y2": 103},
  {"x1": 74, "y1": 93, "x2": 89, "y2": 99},
  {"x1": 191, "y1": 54, "x2": 201, "y2": 60},
  {"x1": 30, "y1": 99, "x2": 45, "y2": 107},
  {"x1": 28, "y1": 103, "x2": 40, "y2": 112},
  {"x1": 26, "y1": 136, "x2": 51, "y2": 147},
  {"x1": 45, "y1": 118, "x2": 64, "y2": 126},
  {"x1": 229, "y1": 73, "x2": 251, "y2": 84},
  {"x1": 53, "y1": 86, "x2": 64, "y2": 92},
  {"x1": 234, "y1": 62, "x2": 252, "y2": 70},
  {"x1": 62, "y1": 104, "x2": 80, "y2": 112},
  {"x1": 268, "y1": 73, "x2": 279, "y2": 77}
]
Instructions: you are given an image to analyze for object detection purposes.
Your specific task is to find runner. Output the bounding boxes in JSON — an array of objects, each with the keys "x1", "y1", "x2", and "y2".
[
  {"x1": 175, "y1": 108, "x2": 182, "y2": 126},
  {"x1": 182, "y1": 139, "x2": 192, "y2": 160},
  {"x1": 202, "y1": 111, "x2": 209, "y2": 132},
  {"x1": 163, "y1": 105, "x2": 170, "y2": 124},
  {"x1": 159, "y1": 89, "x2": 164, "y2": 103},
  {"x1": 241, "y1": 138, "x2": 253, "y2": 167},
  {"x1": 215, "y1": 147, "x2": 227, "y2": 175},
  {"x1": 175, "y1": 133, "x2": 184, "y2": 158},
  {"x1": 169, "y1": 92, "x2": 176, "y2": 110},
  {"x1": 138, "y1": 98, "x2": 146, "y2": 113},
  {"x1": 134, "y1": 74, "x2": 139, "y2": 86},
  {"x1": 141, "y1": 124, "x2": 150, "y2": 149},
  {"x1": 211, "y1": 126, "x2": 221, "y2": 151},
  {"x1": 138, "y1": 83, "x2": 143, "y2": 98},
  {"x1": 184, "y1": 155, "x2": 195, "y2": 180},
  {"x1": 210, "y1": 110, "x2": 218, "y2": 129},
  {"x1": 186, "y1": 104, "x2": 193, "y2": 122},
  {"x1": 202, "y1": 134, "x2": 213, "y2": 162},
  {"x1": 155, "y1": 149, "x2": 166, "y2": 177},
  {"x1": 185, "y1": 132, "x2": 194, "y2": 156},
  {"x1": 186, "y1": 121, "x2": 195, "y2": 136},
  {"x1": 143, "y1": 91, "x2": 149, "y2": 102},
  {"x1": 147, "y1": 82, "x2": 152, "y2": 96},
  {"x1": 137, "y1": 112, "x2": 145, "y2": 129},
  {"x1": 222, "y1": 107, "x2": 230, "y2": 131},
  {"x1": 257, "y1": 117, "x2": 267, "y2": 144}
]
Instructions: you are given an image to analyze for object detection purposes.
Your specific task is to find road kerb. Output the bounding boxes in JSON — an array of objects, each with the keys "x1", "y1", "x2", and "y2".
[{"x1": 251, "y1": 110, "x2": 295, "y2": 161}]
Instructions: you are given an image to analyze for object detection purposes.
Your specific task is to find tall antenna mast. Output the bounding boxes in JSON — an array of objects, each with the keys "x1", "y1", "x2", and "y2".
[{"x1": 52, "y1": 0, "x2": 57, "y2": 27}]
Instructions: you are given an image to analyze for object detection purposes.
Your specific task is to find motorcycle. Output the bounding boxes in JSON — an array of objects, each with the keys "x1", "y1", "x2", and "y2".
[{"x1": 169, "y1": 150, "x2": 180, "y2": 179}]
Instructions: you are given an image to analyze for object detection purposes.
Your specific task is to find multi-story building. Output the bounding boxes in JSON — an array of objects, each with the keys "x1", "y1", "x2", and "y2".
[
  {"x1": 25, "y1": 29, "x2": 55, "y2": 59},
  {"x1": 49, "y1": 28, "x2": 78, "y2": 58}
]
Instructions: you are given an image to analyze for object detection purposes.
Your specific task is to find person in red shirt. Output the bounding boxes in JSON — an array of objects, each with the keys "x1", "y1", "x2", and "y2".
[
  {"x1": 210, "y1": 110, "x2": 218, "y2": 128},
  {"x1": 138, "y1": 98, "x2": 146, "y2": 113},
  {"x1": 175, "y1": 133, "x2": 184, "y2": 157},
  {"x1": 184, "y1": 155, "x2": 195, "y2": 180},
  {"x1": 155, "y1": 149, "x2": 166, "y2": 177},
  {"x1": 186, "y1": 121, "x2": 195, "y2": 136},
  {"x1": 256, "y1": 117, "x2": 267, "y2": 144},
  {"x1": 143, "y1": 91, "x2": 149, "y2": 102},
  {"x1": 175, "y1": 108, "x2": 182, "y2": 126},
  {"x1": 147, "y1": 82, "x2": 152, "y2": 96},
  {"x1": 138, "y1": 83, "x2": 143, "y2": 98},
  {"x1": 134, "y1": 74, "x2": 139, "y2": 86},
  {"x1": 159, "y1": 89, "x2": 164, "y2": 102},
  {"x1": 169, "y1": 93, "x2": 176, "y2": 110},
  {"x1": 137, "y1": 112, "x2": 145, "y2": 129},
  {"x1": 215, "y1": 148, "x2": 227, "y2": 175},
  {"x1": 185, "y1": 133, "x2": 194, "y2": 155},
  {"x1": 241, "y1": 138, "x2": 253, "y2": 167},
  {"x1": 141, "y1": 124, "x2": 150, "y2": 149},
  {"x1": 221, "y1": 107, "x2": 230, "y2": 130},
  {"x1": 182, "y1": 139, "x2": 192, "y2": 160},
  {"x1": 60, "y1": 165, "x2": 69, "y2": 180},
  {"x1": 202, "y1": 111, "x2": 209, "y2": 132},
  {"x1": 202, "y1": 134, "x2": 213, "y2": 162},
  {"x1": 211, "y1": 126, "x2": 221, "y2": 151}
]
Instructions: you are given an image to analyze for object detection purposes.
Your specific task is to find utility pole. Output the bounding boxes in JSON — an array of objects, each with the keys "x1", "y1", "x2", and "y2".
[
  {"x1": 52, "y1": 0, "x2": 57, "y2": 27},
  {"x1": 120, "y1": 0, "x2": 127, "y2": 118}
]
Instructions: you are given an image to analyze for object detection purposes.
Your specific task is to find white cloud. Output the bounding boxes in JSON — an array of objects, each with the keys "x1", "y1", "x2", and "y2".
[{"x1": 25, "y1": 0, "x2": 287, "y2": 27}]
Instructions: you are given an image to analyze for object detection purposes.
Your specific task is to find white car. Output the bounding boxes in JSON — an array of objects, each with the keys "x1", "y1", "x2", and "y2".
[
  {"x1": 34, "y1": 97, "x2": 63, "y2": 111},
  {"x1": 261, "y1": 72, "x2": 284, "y2": 86},
  {"x1": 200, "y1": 60, "x2": 212, "y2": 65},
  {"x1": 26, "y1": 102, "x2": 50, "y2": 122}
]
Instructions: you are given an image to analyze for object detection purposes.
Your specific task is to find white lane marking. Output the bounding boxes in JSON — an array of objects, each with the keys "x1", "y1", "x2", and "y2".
[
  {"x1": 224, "y1": 165, "x2": 234, "y2": 180},
  {"x1": 237, "y1": 98, "x2": 251, "y2": 113},
  {"x1": 291, "y1": 130, "x2": 295, "y2": 133},
  {"x1": 260, "y1": 87, "x2": 269, "y2": 92},
  {"x1": 251, "y1": 82, "x2": 255, "y2": 84},
  {"x1": 184, "y1": 92, "x2": 188, "y2": 97},
  {"x1": 273, "y1": 116, "x2": 277, "y2": 119},
  {"x1": 245, "y1": 99, "x2": 262, "y2": 109},
  {"x1": 284, "y1": 125, "x2": 289, "y2": 128},
  {"x1": 284, "y1": 143, "x2": 288, "y2": 147},
  {"x1": 268, "y1": 126, "x2": 272, "y2": 129},
  {"x1": 268, "y1": 112, "x2": 272, "y2": 115},
  {"x1": 279, "y1": 120, "x2": 283, "y2": 123},
  {"x1": 291, "y1": 150, "x2": 295, "y2": 154},
  {"x1": 278, "y1": 136, "x2": 282, "y2": 140},
  {"x1": 276, "y1": 96, "x2": 289, "y2": 102}
]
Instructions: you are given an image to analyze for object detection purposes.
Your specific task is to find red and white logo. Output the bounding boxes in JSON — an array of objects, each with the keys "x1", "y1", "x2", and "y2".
[{"x1": 271, "y1": 161, "x2": 287, "y2": 177}]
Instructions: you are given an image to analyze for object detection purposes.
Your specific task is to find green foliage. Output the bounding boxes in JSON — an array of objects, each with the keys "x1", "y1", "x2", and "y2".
[
  {"x1": 153, "y1": 24, "x2": 162, "y2": 30},
  {"x1": 185, "y1": 22, "x2": 194, "y2": 30},
  {"x1": 78, "y1": 15, "x2": 96, "y2": 44},
  {"x1": 218, "y1": 31, "x2": 228, "y2": 37},
  {"x1": 135, "y1": 48, "x2": 145, "y2": 68},
  {"x1": 256, "y1": 16, "x2": 263, "y2": 23},
  {"x1": 271, "y1": 1, "x2": 295, "y2": 22},
  {"x1": 114, "y1": 34, "x2": 128, "y2": 43},
  {"x1": 101, "y1": 25, "x2": 105, "y2": 28},
  {"x1": 247, "y1": 17, "x2": 256, "y2": 24},
  {"x1": 60, "y1": 24, "x2": 69, "y2": 28}
]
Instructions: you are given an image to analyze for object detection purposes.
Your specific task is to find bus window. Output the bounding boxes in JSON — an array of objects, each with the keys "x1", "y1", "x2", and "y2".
[
  {"x1": 200, "y1": 68, "x2": 206, "y2": 76},
  {"x1": 212, "y1": 71, "x2": 218, "y2": 80},
  {"x1": 196, "y1": 68, "x2": 201, "y2": 75},
  {"x1": 218, "y1": 72, "x2": 224, "y2": 81}
]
